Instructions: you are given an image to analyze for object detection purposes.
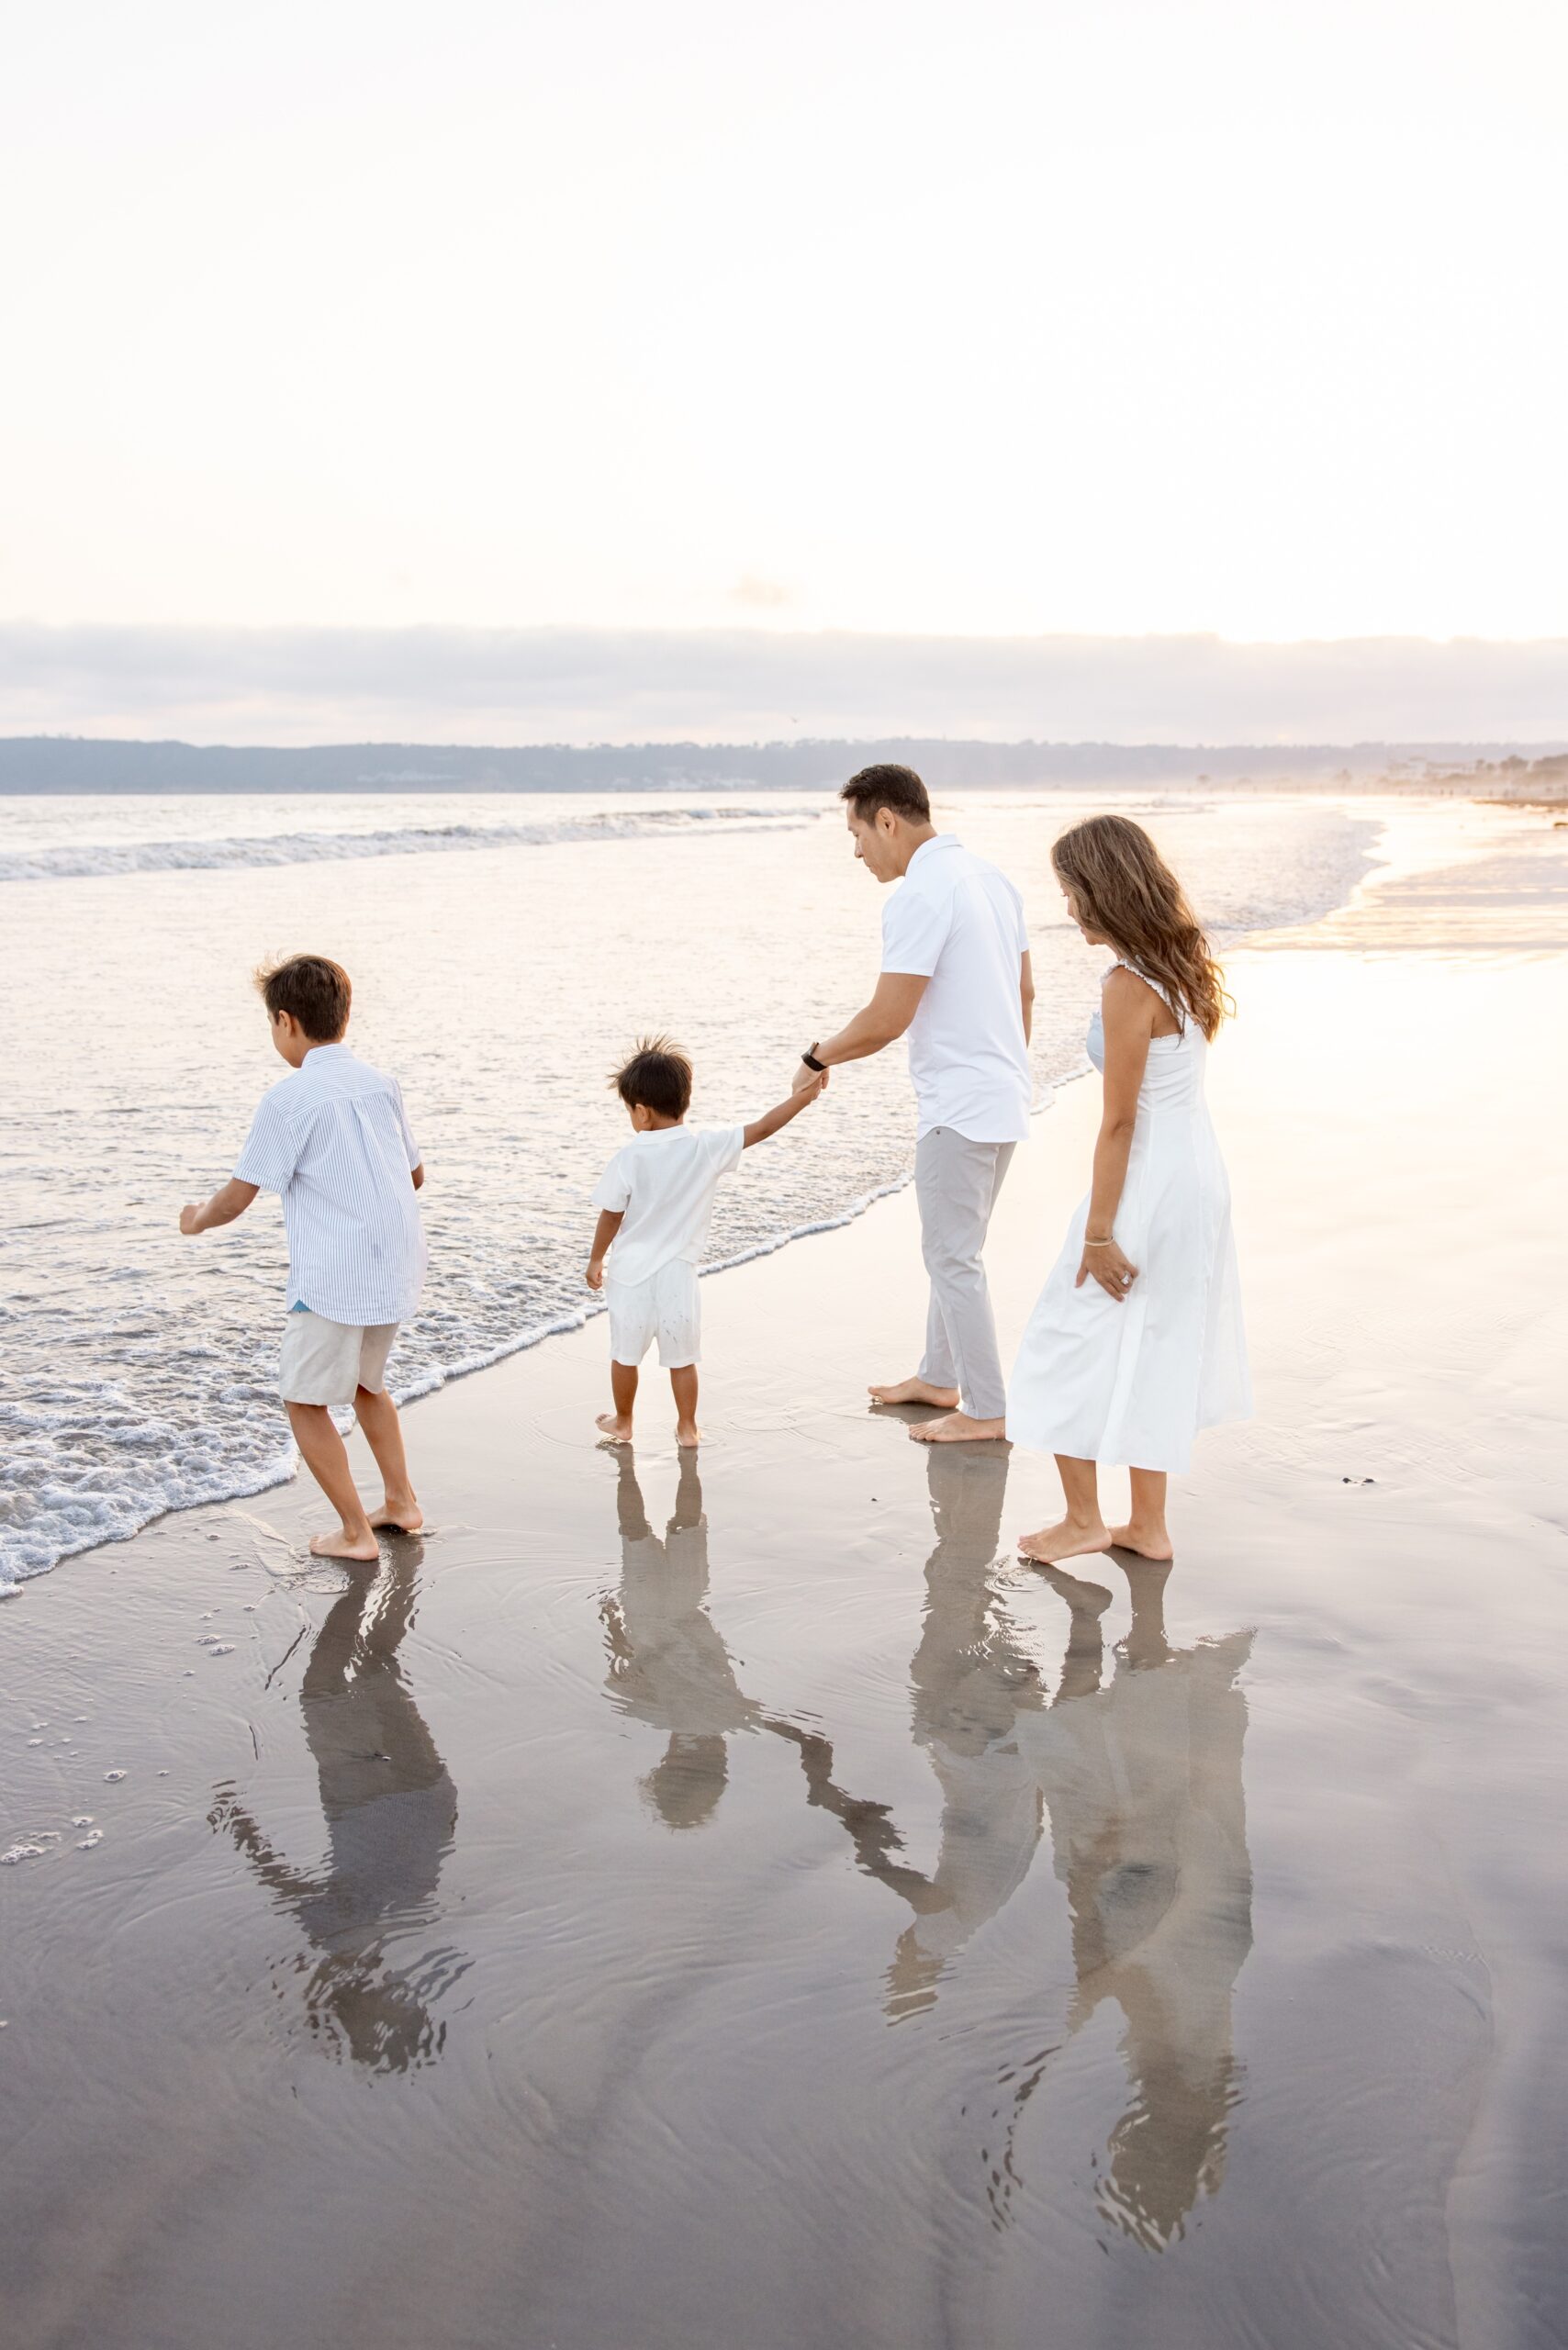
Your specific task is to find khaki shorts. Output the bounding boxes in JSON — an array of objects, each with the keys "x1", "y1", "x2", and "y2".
[{"x1": 279, "y1": 1309, "x2": 398, "y2": 1407}]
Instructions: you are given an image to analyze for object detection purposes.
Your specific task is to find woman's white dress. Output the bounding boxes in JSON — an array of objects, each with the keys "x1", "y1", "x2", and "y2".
[{"x1": 1007, "y1": 967, "x2": 1250, "y2": 1473}]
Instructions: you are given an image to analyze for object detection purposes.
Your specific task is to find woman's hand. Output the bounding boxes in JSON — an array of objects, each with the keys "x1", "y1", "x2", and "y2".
[{"x1": 1077, "y1": 1238, "x2": 1138, "y2": 1300}]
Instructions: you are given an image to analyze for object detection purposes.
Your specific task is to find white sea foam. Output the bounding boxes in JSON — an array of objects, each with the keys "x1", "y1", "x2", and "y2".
[{"x1": 0, "y1": 803, "x2": 812, "y2": 883}]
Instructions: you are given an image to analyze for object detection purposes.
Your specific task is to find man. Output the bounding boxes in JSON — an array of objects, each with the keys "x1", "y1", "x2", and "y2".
[{"x1": 791, "y1": 764, "x2": 1035, "y2": 1442}]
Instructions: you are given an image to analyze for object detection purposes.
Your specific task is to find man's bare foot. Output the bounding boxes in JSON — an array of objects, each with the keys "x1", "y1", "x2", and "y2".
[
  {"x1": 1108, "y1": 1522, "x2": 1174, "y2": 1560},
  {"x1": 675, "y1": 1421, "x2": 702, "y2": 1449},
  {"x1": 369, "y1": 1497, "x2": 424, "y2": 1534},
  {"x1": 868, "y1": 1377, "x2": 960, "y2": 1408},
  {"x1": 1016, "y1": 1517, "x2": 1113, "y2": 1564},
  {"x1": 596, "y1": 1412, "x2": 634, "y2": 1446},
  {"x1": 910, "y1": 1412, "x2": 1007, "y2": 1445},
  {"x1": 309, "y1": 1528, "x2": 381, "y2": 1561}
]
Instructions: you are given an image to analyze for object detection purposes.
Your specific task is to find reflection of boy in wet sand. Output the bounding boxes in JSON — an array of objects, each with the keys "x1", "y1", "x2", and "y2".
[
  {"x1": 601, "y1": 1456, "x2": 917, "y2": 1872},
  {"x1": 601, "y1": 1451, "x2": 761, "y2": 1828},
  {"x1": 210, "y1": 1548, "x2": 460, "y2": 2073}
]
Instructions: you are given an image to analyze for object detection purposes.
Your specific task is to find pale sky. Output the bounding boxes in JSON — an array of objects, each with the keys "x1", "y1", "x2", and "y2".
[{"x1": 3, "y1": 1, "x2": 1566, "y2": 658}]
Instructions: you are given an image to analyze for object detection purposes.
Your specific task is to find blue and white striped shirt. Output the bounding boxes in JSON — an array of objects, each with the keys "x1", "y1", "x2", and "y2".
[{"x1": 234, "y1": 1044, "x2": 427, "y2": 1326}]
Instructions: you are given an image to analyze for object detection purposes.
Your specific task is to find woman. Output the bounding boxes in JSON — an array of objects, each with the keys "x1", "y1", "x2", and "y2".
[{"x1": 1009, "y1": 815, "x2": 1250, "y2": 1562}]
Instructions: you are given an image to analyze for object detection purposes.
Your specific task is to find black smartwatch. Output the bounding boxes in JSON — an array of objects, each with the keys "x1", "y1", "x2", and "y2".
[{"x1": 801, "y1": 1044, "x2": 827, "y2": 1072}]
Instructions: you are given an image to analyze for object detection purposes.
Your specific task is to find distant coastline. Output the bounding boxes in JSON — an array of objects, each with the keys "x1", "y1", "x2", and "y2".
[{"x1": 5, "y1": 733, "x2": 1567, "y2": 795}]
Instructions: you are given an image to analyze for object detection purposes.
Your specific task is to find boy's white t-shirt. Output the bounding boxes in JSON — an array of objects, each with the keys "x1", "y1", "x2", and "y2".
[{"x1": 591, "y1": 1125, "x2": 745, "y2": 1288}]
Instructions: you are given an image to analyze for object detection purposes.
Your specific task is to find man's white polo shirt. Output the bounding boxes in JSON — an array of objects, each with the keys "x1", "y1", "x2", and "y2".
[
  {"x1": 880, "y1": 834, "x2": 1034, "y2": 1143},
  {"x1": 233, "y1": 1044, "x2": 427, "y2": 1326}
]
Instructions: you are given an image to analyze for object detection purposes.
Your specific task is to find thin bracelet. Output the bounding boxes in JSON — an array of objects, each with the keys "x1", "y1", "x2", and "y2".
[{"x1": 1083, "y1": 1237, "x2": 1115, "y2": 1248}]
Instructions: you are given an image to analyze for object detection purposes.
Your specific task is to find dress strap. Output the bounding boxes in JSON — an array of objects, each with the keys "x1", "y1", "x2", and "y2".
[{"x1": 1109, "y1": 958, "x2": 1184, "y2": 1029}]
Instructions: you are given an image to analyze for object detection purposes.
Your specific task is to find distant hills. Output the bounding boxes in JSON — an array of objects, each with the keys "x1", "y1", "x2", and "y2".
[{"x1": 4, "y1": 735, "x2": 1565, "y2": 794}]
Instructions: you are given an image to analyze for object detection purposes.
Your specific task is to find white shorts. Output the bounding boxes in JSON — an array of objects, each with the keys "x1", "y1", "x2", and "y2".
[
  {"x1": 279, "y1": 1309, "x2": 399, "y2": 1407},
  {"x1": 605, "y1": 1260, "x2": 701, "y2": 1369}
]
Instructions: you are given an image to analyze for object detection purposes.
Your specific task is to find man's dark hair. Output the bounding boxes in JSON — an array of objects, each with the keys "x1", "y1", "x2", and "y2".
[
  {"x1": 839, "y1": 762, "x2": 931, "y2": 825},
  {"x1": 254, "y1": 954, "x2": 352, "y2": 1042},
  {"x1": 611, "y1": 1034, "x2": 692, "y2": 1120}
]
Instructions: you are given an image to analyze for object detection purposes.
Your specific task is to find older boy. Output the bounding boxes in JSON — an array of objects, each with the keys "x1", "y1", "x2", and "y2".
[{"x1": 179, "y1": 954, "x2": 427, "y2": 1560}]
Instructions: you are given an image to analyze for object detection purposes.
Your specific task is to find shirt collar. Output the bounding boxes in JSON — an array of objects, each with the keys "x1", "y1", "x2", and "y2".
[
  {"x1": 906, "y1": 833, "x2": 960, "y2": 876},
  {"x1": 301, "y1": 1042, "x2": 352, "y2": 1066},
  {"x1": 633, "y1": 1123, "x2": 686, "y2": 1142}
]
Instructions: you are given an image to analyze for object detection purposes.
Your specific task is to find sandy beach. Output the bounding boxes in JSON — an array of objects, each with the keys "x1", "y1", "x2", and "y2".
[{"x1": 3, "y1": 801, "x2": 1565, "y2": 2350}]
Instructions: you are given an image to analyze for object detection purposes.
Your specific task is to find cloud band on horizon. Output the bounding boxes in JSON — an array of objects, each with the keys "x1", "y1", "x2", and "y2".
[{"x1": 2, "y1": 621, "x2": 1566, "y2": 748}]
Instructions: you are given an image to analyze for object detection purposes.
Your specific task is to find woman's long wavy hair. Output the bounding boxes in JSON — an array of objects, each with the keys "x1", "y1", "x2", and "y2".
[{"x1": 1051, "y1": 814, "x2": 1233, "y2": 1040}]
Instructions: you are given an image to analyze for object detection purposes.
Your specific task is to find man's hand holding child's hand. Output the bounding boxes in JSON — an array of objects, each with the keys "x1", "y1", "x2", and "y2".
[{"x1": 585, "y1": 1257, "x2": 605, "y2": 1291}]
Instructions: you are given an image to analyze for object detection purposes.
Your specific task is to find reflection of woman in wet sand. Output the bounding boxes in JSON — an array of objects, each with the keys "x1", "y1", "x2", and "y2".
[
  {"x1": 1025, "y1": 1560, "x2": 1254, "y2": 2247},
  {"x1": 209, "y1": 1545, "x2": 461, "y2": 2073}
]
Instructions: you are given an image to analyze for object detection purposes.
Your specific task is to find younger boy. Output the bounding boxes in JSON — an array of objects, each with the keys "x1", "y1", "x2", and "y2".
[
  {"x1": 586, "y1": 1036, "x2": 824, "y2": 1448},
  {"x1": 179, "y1": 954, "x2": 427, "y2": 1561}
]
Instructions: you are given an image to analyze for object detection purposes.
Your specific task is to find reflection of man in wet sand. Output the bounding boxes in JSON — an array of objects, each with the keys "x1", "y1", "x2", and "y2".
[
  {"x1": 210, "y1": 1545, "x2": 460, "y2": 2073},
  {"x1": 884, "y1": 1446, "x2": 1049, "y2": 2017}
]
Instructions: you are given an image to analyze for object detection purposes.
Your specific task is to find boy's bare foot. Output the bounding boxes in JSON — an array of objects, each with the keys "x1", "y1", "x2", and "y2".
[
  {"x1": 309, "y1": 1528, "x2": 381, "y2": 1561},
  {"x1": 596, "y1": 1412, "x2": 634, "y2": 1446},
  {"x1": 868, "y1": 1377, "x2": 960, "y2": 1408},
  {"x1": 1016, "y1": 1516, "x2": 1114, "y2": 1565},
  {"x1": 1108, "y1": 1522, "x2": 1174, "y2": 1560},
  {"x1": 369, "y1": 1498, "x2": 424, "y2": 1534},
  {"x1": 675, "y1": 1421, "x2": 702, "y2": 1449},
  {"x1": 910, "y1": 1412, "x2": 1007, "y2": 1444}
]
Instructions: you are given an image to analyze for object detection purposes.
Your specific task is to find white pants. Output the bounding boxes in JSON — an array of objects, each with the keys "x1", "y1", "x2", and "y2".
[
  {"x1": 279, "y1": 1309, "x2": 398, "y2": 1407},
  {"x1": 606, "y1": 1259, "x2": 701, "y2": 1369},
  {"x1": 915, "y1": 1128, "x2": 1016, "y2": 1420}
]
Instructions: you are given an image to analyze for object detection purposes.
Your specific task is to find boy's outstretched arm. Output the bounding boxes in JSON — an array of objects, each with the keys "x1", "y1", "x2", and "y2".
[
  {"x1": 180, "y1": 1178, "x2": 259, "y2": 1236},
  {"x1": 744, "y1": 1072, "x2": 826, "y2": 1149},
  {"x1": 586, "y1": 1209, "x2": 623, "y2": 1289}
]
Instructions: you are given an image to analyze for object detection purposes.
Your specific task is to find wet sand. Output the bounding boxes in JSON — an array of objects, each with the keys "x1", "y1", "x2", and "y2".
[{"x1": 4, "y1": 807, "x2": 1566, "y2": 2350}]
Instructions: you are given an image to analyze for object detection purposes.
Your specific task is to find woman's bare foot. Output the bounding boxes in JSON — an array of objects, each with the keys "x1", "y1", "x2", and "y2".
[
  {"x1": 910, "y1": 1411, "x2": 1007, "y2": 1445},
  {"x1": 309, "y1": 1527, "x2": 381, "y2": 1561},
  {"x1": 596, "y1": 1412, "x2": 634, "y2": 1446},
  {"x1": 675, "y1": 1420, "x2": 702, "y2": 1449},
  {"x1": 1016, "y1": 1516, "x2": 1113, "y2": 1565},
  {"x1": 1107, "y1": 1522, "x2": 1174, "y2": 1560},
  {"x1": 868, "y1": 1377, "x2": 960, "y2": 1408},
  {"x1": 369, "y1": 1497, "x2": 424, "y2": 1534}
]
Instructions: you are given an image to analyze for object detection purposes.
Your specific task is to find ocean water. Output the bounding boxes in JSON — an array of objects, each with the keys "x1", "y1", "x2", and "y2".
[{"x1": 0, "y1": 787, "x2": 1379, "y2": 1589}]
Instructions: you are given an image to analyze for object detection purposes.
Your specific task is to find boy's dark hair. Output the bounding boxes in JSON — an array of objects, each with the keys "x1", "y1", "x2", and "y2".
[
  {"x1": 254, "y1": 954, "x2": 353, "y2": 1042},
  {"x1": 612, "y1": 1034, "x2": 692, "y2": 1120},
  {"x1": 839, "y1": 763, "x2": 931, "y2": 825}
]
